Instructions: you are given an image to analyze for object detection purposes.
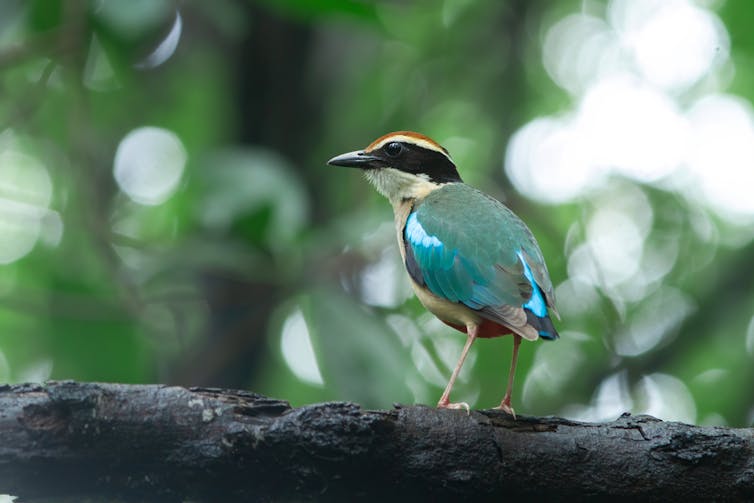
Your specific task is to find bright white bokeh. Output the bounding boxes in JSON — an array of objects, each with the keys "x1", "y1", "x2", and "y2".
[
  {"x1": 565, "y1": 371, "x2": 633, "y2": 422},
  {"x1": 686, "y1": 94, "x2": 754, "y2": 219},
  {"x1": 542, "y1": 0, "x2": 727, "y2": 95},
  {"x1": 586, "y1": 208, "x2": 645, "y2": 287},
  {"x1": 577, "y1": 74, "x2": 689, "y2": 182},
  {"x1": 610, "y1": 0, "x2": 728, "y2": 91},
  {"x1": 560, "y1": 183, "x2": 677, "y2": 305},
  {"x1": 638, "y1": 372, "x2": 697, "y2": 423},
  {"x1": 507, "y1": 0, "x2": 746, "y2": 222},
  {"x1": 360, "y1": 246, "x2": 411, "y2": 308},
  {"x1": 566, "y1": 244, "x2": 600, "y2": 287},
  {"x1": 614, "y1": 287, "x2": 694, "y2": 357},
  {"x1": 513, "y1": 0, "x2": 754, "y2": 424},
  {"x1": 506, "y1": 74, "x2": 689, "y2": 204},
  {"x1": 135, "y1": 11, "x2": 183, "y2": 69},
  {"x1": 114, "y1": 127, "x2": 187, "y2": 206},
  {"x1": 505, "y1": 117, "x2": 598, "y2": 204},
  {"x1": 0, "y1": 136, "x2": 54, "y2": 264},
  {"x1": 505, "y1": 0, "x2": 754, "y2": 353},
  {"x1": 553, "y1": 278, "x2": 600, "y2": 317},
  {"x1": 280, "y1": 308, "x2": 324, "y2": 386},
  {"x1": 564, "y1": 370, "x2": 696, "y2": 423},
  {"x1": 542, "y1": 14, "x2": 619, "y2": 96}
]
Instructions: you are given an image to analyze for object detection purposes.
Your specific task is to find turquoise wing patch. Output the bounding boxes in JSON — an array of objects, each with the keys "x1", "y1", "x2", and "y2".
[
  {"x1": 404, "y1": 212, "x2": 474, "y2": 303},
  {"x1": 403, "y1": 184, "x2": 559, "y2": 340},
  {"x1": 404, "y1": 211, "x2": 518, "y2": 310}
]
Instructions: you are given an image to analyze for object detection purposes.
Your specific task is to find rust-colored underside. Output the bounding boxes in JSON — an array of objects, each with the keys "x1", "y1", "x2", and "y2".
[{"x1": 442, "y1": 318, "x2": 512, "y2": 338}]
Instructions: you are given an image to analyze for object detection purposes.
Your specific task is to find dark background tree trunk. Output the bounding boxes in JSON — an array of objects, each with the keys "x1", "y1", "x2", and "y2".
[{"x1": 1, "y1": 381, "x2": 752, "y2": 502}]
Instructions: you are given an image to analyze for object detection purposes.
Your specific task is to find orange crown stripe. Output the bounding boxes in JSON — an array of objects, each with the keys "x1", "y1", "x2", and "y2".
[{"x1": 365, "y1": 131, "x2": 450, "y2": 156}]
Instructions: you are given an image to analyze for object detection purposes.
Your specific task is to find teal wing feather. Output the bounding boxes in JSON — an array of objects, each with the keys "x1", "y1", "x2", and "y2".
[{"x1": 404, "y1": 184, "x2": 557, "y2": 339}]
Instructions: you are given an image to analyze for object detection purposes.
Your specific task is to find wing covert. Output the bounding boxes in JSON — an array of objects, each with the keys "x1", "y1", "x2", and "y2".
[
  {"x1": 405, "y1": 209, "x2": 527, "y2": 312},
  {"x1": 402, "y1": 184, "x2": 557, "y2": 338}
]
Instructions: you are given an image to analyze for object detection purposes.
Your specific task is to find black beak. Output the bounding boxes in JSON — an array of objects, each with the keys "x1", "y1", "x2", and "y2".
[{"x1": 327, "y1": 150, "x2": 380, "y2": 169}]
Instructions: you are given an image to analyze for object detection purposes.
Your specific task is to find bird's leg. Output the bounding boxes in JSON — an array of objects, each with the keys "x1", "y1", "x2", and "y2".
[
  {"x1": 496, "y1": 334, "x2": 522, "y2": 418},
  {"x1": 437, "y1": 323, "x2": 478, "y2": 412}
]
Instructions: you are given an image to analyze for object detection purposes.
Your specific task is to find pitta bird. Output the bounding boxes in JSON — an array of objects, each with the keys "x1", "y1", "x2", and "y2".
[{"x1": 328, "y1": 131, "x2": 559, "y2": 415}]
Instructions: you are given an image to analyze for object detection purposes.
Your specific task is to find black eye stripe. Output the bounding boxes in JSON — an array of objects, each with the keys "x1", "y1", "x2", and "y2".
[{"x1": 380, "y1": 142, "x2": 462, "y2": 184}]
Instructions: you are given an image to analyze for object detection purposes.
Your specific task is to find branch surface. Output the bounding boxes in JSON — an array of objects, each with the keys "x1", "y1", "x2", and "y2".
[{"x1": 1, "y1": 381, "x2": 752, "y2": 502}]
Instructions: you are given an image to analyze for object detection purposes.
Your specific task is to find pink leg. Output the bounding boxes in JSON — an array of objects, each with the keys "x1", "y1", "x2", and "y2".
[
  {"x1": 496, "y1": 334, "x2": 521, "y2": 418},
  {"x1": 437, "y1": 323, "x2": 478, "y2": 412}
]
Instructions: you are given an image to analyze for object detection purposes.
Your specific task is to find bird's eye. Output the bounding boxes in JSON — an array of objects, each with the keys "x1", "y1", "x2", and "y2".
[{"x1": 384, "y1": 142, "x2": 403, "y2": 157}]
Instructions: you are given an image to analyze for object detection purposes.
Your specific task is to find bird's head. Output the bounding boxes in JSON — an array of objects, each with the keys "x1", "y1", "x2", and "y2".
[{"x1": 328, "y1": 131, "x2": 463, "y2": 203}]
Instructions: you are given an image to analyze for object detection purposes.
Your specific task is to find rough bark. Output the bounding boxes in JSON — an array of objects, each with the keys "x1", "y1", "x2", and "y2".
[{"x1": 0, "y1": 381, "x2": 752, "y2": 502}]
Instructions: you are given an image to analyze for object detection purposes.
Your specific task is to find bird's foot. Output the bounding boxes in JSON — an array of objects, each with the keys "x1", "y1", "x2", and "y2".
[
  {"x1": 437, "y1": 399, "x2": 470, "y2": 414},
  {"x1": 495, "y1": 399, "x2": 517, "y2": 419}
]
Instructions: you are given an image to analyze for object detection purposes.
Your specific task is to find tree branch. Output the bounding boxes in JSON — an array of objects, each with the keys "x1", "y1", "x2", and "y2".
[{"x1": 1, "y1": 381, "x2": 752, "y2": 502}]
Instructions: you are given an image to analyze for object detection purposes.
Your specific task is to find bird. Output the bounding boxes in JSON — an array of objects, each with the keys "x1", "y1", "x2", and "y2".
[{"x1": 328, "y1": 131, "x2": 559, "y2": 416}]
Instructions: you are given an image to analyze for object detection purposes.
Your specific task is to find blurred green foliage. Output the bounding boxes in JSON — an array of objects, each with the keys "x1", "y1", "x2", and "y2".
[{"x1": 1, "y1": 0, "x2": 753, "y2": 428}]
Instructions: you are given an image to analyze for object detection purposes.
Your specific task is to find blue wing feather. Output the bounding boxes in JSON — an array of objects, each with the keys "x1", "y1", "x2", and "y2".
[
  {"x1": 404, "y1": 201, "x2": 558, "y2": 340},
  {"x1": 517, "y1": 251, "x2": 547, "y2": 317}
]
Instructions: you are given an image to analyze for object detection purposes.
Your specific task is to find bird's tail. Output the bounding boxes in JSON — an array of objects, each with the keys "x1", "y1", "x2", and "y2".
[{"x1": 525, "y1": 310, "x2": 560, "y2": 340}]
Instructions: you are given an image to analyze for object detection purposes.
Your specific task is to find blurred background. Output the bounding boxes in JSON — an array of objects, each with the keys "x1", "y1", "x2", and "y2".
[{"x1": 0, "y1": 0, "x2": 752, "y2": 427}]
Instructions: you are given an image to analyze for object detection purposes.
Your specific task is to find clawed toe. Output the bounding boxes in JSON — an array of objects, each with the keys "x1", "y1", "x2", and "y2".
[
  {"x1": 495, "y1": 401, "x2": 516, "y2": 419},
  {"x1": 437, "y1": 400, "x2": 470, "y2": 414}
]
